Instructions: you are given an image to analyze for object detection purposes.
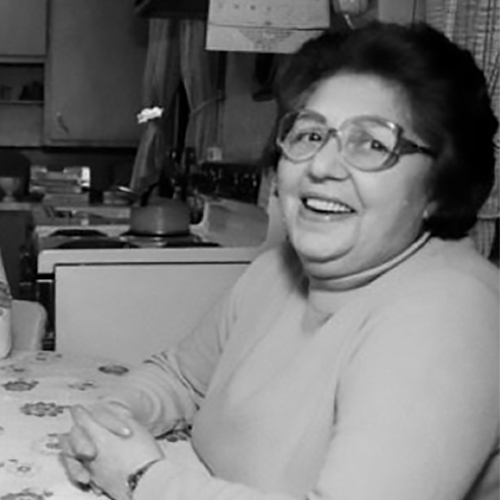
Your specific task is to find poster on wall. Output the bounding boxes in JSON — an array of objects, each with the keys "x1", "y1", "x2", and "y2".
[{"x1": 206, "y1": 0, "x2": 330, "y2": 53}]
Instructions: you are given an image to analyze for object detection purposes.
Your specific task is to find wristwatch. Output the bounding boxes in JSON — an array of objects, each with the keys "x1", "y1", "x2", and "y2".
[{"x1": 126, "y1": 459, "x2": 161, "y2": 496}]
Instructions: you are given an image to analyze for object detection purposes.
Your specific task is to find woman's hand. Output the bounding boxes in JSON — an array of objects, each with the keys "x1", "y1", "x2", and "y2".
[
  {"x1": 0, "y1": 282, "x2": 12, "y2": 310},
  {"x1": 58, "y1": 401, "x2": 136, "y2": 490},
  {"x1": 85, "y1": 400, "x2": 135, "y2": 438},
  {"x1": 60, "y1": 405, "x2": 164, "y2": 500}
]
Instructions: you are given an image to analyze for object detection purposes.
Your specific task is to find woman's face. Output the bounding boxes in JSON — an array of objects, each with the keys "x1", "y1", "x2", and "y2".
[{"x1": 277, "y1": 73, "x2": 435, "y2": 281}]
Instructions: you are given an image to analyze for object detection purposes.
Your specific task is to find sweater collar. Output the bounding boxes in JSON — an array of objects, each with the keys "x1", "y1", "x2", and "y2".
[{"x1": 305, "y1": 232, "x2": 431, "y2": 298}]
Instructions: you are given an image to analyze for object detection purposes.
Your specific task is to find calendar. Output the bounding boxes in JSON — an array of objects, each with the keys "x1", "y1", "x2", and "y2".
[{"x1": 206, "y1": 0, "x2": 330, "y2": 53}]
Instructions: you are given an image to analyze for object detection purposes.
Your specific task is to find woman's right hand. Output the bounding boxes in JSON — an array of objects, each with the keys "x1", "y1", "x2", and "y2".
[
  {"x1": 59, "y1": 401, "x2": 135, "y2": 488},
  {"x1": 60, "y1": 401, "x2": 135, "y2": 462}
]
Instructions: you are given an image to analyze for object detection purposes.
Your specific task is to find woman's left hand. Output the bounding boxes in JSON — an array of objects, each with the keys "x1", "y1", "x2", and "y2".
[{"x1": 61, "y1": 404, "x2": 165, "y2": 500}]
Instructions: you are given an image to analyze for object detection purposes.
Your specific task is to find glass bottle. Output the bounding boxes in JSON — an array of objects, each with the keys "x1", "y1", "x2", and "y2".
[
  {"x1": 180, "y1": 147, "x2": 197, "y2": 202},
  {"x1": 0, "y1": 282, "x2": 12, "y2": 359},
  {"x1": 158, "y1": 148, "x2": 179, "y2": 199}
]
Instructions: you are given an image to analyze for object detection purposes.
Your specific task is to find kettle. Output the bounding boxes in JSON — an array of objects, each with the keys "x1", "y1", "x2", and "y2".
[{"x1": 128, "y1": 199, "x2": 191, "y2": 236}]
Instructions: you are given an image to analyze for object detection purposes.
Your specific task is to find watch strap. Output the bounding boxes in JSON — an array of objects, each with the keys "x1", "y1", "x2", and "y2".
[{"x1": 127, "y1": 458, "x2": 162, "y2": 495}]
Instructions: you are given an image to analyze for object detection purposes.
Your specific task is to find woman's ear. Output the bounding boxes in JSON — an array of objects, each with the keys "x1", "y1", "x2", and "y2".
[{"x1": 423, "y1": 200, "x2": 438, "y2": 220}]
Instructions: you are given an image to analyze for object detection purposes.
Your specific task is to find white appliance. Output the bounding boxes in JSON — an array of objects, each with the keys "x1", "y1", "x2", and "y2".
[
  {"x1": 33, "y1": 198, "x2": 277, "y2": 363},
  {"x1": 55, "y1": 249, "x2": 255, "y2": 363}
]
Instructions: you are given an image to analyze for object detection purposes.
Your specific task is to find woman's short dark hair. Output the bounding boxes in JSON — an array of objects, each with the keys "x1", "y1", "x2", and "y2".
[{"x1": 274, "y1": 21, "x2": 498, "y2": 239}]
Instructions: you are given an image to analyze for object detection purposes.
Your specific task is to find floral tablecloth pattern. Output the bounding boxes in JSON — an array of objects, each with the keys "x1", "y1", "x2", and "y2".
[{"x1": 0, "y1": 350, "x2": 133, "y2": 499}]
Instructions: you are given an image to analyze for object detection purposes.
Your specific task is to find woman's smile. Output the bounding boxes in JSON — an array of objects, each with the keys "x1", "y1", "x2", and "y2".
[{"x1": 301, "y1": 196, "x2": 356, "y2": 217}]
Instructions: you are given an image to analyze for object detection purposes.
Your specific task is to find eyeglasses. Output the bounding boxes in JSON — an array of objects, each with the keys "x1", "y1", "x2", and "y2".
[{"x1": 276, "y1": 110, "x2": 434, "y2": 171}]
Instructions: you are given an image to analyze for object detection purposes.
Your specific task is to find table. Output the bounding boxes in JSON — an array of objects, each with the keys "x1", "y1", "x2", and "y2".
[{"x1": 0, "y1": 350, "x2": 134, "y2": 499}]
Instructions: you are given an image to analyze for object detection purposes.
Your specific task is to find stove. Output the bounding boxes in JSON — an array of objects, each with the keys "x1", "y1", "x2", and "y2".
[
  {"x1": 37, "y1": 227, "x2": 219, "y2": 250},
  {"x1": 122, "y1": 231, "x2": 219, "y2": 249}
]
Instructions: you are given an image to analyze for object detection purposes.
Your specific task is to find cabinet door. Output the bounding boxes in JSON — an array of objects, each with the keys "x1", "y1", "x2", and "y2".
[
  {"x1": 55, "y1": 262, "x2": 249, "y2": 363},
  {"x1": 0, "y1": 210, "x2": 34, "y2": 299},
  {"x1": 0, "y1": 0, "x2": 46, "y2": 59},
  {"x1": 44, "y1": 0, "x2": 148, "y2": 146}
]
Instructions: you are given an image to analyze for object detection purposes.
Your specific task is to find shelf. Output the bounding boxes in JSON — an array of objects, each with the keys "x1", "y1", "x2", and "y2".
[
  {"x1": 0, "y1": 55, "x2": 45, "y2": 64},
  {"x1": 0, "y1": 100, "x2": 43, "y2": 105},
  {"x1": 0, "y1": 64, "x2": 44, "y2": 103}
]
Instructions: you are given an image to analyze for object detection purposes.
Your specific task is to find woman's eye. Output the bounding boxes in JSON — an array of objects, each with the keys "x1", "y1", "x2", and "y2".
[
  {"x1": 369, "y1": 139, "x2": 390, "y2": 153},
  {"x1": 294, "y1": 130, "x2": 324, "y2": 143},
  {"x1": 348, "y1": 130, "x2": 391, "y2": 153}
]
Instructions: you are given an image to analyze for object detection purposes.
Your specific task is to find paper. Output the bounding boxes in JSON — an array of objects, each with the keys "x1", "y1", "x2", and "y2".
[{"x1": 206, "y1": 0, "x2": 330, "y2": 53}]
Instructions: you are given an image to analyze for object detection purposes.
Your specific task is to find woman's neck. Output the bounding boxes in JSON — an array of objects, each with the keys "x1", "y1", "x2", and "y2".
[{"x1": 305, "y1": 232, "x2": 430, "y2": 315}]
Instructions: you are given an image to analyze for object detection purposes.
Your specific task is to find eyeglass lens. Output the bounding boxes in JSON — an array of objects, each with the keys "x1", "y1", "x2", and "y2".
[{"x1": 279, "y1": 113, "x2": 399, "y2": 170}]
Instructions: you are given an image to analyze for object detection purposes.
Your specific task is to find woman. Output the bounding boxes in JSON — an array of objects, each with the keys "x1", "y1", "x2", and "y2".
[{"x1": 60, "y1": 21, "x2": 499, "y2": 500}]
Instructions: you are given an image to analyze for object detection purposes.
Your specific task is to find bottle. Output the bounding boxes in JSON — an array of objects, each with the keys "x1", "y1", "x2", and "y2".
[
  {"x1": 158, "y1": 148, "x2": 178, "y2": 199},
  {"x1": 180, "y1": 147, "x2": 197, "y2": 202},
  {"x1": 0, "y1": 282, "x2": 12, "y2": 358}
]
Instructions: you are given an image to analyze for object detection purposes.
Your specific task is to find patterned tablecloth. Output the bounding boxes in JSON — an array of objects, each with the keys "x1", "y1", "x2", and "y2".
[{"x1": 0, "y1": 350, "x2": 135, "y2": 499}]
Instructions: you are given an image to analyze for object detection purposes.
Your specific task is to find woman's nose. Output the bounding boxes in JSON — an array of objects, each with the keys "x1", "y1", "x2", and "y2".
[{"x1": 306, "y1": 138, "x2": 350, "y2": 180}]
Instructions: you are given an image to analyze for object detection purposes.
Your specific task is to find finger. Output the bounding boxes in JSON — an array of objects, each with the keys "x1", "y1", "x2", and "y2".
[
  {"x1": 70, "y1": 404, "x2": 114, "y2": 445},
  {"x1": 89, "y1": 403, "x2": 133, "y2": 438},
  {"x1": 59, "y1": 432, "x2": 97, "y2": 462},
  {"x1": 60, "y1": 452, "x2": 92, "y2": 485},
  {"x1": 59, "y1": 434, "x2": 92, "y2": 486},
  {"x1": 66, "y1": 422, "x2": 97, "y2": 460}
]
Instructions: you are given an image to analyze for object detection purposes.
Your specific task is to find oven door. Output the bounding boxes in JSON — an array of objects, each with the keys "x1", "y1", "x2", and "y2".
[{"x1": 35, "y1": 273, "x2": 55, "y2": 350}]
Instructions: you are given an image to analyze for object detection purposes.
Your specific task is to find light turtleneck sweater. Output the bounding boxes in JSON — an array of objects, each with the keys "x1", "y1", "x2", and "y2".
[{"x1": 104, "y1": 236, "x2": 499, "y2": 500}]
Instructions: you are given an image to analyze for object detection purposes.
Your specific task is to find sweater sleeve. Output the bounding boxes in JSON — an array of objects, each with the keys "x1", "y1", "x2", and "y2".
[
  {"x1": 134, "y1": 267, "x2": 498, "y2": 500},
  {"x1": 134, "y1": 457, "x2": 293, "y2": 500},
  {"x1": 101, "y1": 247, "x2": 288, "y2": 437},
  {"x1": 101, "y1": 283, "x2": 234, "y2": 436}
]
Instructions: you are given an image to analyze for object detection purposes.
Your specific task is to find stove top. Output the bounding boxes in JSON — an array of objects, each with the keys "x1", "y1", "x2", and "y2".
[
  {"x1": 123, "y1": 232, "x2": 219, "y2": 248},
  {"x1": 39, "y1": 228, "x2": 219, "y2": 250}
]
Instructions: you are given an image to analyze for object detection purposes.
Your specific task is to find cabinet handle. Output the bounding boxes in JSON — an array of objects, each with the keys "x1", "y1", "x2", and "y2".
[{"x1": 56, "y1": 113, "x2": 70, "y2": 134}]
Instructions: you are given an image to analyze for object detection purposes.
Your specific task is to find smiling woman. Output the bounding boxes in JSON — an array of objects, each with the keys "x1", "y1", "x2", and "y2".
[
  {"x1": 60, "y1": 21, "x2": 498, "y2": 500},
  {"x1": 276, "y1": 73, "x2": 436, "y2": 280}
]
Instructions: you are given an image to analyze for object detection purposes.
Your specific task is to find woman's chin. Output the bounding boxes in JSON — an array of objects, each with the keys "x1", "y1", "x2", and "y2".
[{"x1": 293, "y1": 239, "x2": 351, "y2": 270}]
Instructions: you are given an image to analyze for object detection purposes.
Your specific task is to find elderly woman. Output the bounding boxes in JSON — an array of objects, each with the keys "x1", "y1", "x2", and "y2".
[{"x1": 60, "y1": 21, "x2": 499, "y2": 500}]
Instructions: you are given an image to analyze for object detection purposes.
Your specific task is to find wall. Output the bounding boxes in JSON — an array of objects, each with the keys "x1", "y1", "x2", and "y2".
[
  {"x1": 218, "y1": 0, "x2": 425, "y2": 166},
  {"x1": 221, "y1": 52, "x2": 277, "y2": 164}
]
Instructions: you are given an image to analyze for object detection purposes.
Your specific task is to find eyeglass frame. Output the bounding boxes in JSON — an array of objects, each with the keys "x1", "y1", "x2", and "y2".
[{"x1": 275, "y1": 110, "x2": 435, "y2": 171}]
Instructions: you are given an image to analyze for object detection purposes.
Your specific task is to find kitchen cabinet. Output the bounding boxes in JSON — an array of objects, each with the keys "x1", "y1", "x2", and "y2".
[
  {"x1": 44, "y1": 0, "x2": 148, "y2": 146},
  {"x1": 0, "y1": 0, "x2": 46, "y2": 58},
  {"x1": 55, "y1": 259, "x2": 251, "y2": 363},
  {"x1": 0, "y1": 0, "x2": 46, "y2": 146},
  {"x1": 0, "y1": 0, "x2": 147, "y2": 147}
]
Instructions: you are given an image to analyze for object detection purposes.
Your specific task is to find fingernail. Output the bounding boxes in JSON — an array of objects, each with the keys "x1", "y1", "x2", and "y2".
[{"x1": 89, "y1": 482, "x2": 105, "y2": 496}]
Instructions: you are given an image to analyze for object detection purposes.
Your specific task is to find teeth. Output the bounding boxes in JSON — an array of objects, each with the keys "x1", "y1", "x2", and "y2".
[{"x1": 304, "y1": 198, "x2": 353, "y2": 214}]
